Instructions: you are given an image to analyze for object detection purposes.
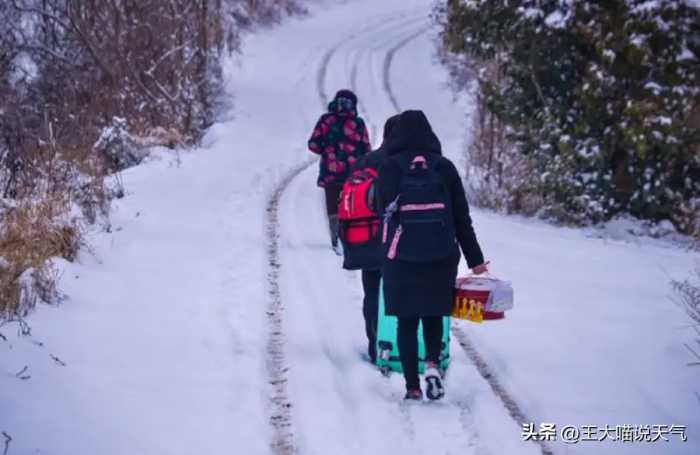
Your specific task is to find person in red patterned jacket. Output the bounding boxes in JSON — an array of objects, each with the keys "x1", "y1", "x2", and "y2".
[{"x1": 308, "y1": 89, "x2": 371, "y2": 254}]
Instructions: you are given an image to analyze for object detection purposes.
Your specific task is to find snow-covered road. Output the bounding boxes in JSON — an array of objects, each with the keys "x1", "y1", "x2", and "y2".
[
  {"x1": 2, "y1": 1, "x2": 699, "y2": 454},
  {"x1": 274, "y1": 7, "x2": 541, "y2": 454}
]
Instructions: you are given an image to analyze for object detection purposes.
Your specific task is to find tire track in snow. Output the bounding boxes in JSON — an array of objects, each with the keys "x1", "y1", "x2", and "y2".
[
  {"x1": 382, "y1": 26, "x2": 431, "y2": 113},
  {"x1": 341, "y1": 18, "x2": 457, "y2": 450},
  {"x1": 378, "y1": 22, "x2": 491, "y2": 453},
  {"x1": 379, "y1": 25, "x2": 552, "y2": 455},
  {"x1": 316, "y1": 44, "x2": 340, "y2": 108},
  {"x1": 325, "y1": 13, "x2": 484, "y2": 453},
  {"x1": 266, "y1": 160, "x2": 314, "y2": 455},
  {"x1": 317, "y1": 13, "x2": 427, "y2": 446},
  {"x1": 266, "y1": 13, "x2": 424, "y2": 453},
  {"x1": 349, "y1": 16, "x2": 430, "y2": 142},
  {"x1": 452, "y1": 329, "x2": 556, "y2": 455},
  {"x1": 317, "y1": 9, "x2": 426, "y2": 109},
  {"x1": 269, "y1": 8, "x2": 517, "y2": 455},
  {"x1": 265, "y1": 22, "x2": 345, "y2": 452}
]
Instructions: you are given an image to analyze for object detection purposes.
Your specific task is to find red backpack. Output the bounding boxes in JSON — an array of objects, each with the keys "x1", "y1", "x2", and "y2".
[{"x1": 338, "y1": 168, "x2": 381, "y2": 247}]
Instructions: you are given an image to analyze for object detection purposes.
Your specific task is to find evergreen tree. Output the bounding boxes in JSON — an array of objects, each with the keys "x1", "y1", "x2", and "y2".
[{"x1": 440, "y1": 0, "x2": 699, "y2": 232}]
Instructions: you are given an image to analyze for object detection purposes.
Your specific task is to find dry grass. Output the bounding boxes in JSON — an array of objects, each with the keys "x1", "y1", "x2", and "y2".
[
  {"x1": 1, "y1": 125, "x2": 111, "y2": 320},
  {"x1": 0, "y1": 194, "x2": 82, "y2": 317},
  {"x1": 133, "y1": 126, "x2": 188, "y2": 150}
]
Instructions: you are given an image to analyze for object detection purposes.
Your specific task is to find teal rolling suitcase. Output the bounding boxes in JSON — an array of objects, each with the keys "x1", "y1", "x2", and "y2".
[{"x1": 375, "y1": 279, "x2": 451, "y2": 375}]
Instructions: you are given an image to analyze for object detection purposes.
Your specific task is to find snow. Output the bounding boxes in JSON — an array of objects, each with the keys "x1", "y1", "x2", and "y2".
[
  {"x1": 630, "y1": 33, "x2": 647, "y2": 47},
  {"x1": 520, "y1": 7, "x2": 544, "y2": 20},
  {"x1": 2, "y1": 0, "x2": 700, "y2": 454},
  {"x1": 9, "y1": 52, "x2": 38, "y2": 84},
  {"x1": 645, "y1": 81, "x2": 663, "y2": 94},
  {"x1": 590, "y1": 214, "x2": 685, "y2": 244},
  {"x1": 678, "y1": 47, "x2": 695, "y2": 61},
  {"x1": 544, "y1": 10, "x2": 567, "y2": 28},
  {"x1": 655, "y1": 115, "x2": 673, "y2": 126},
  {"x1": 632, "y1": 0, "x2": 661, "y2": 14}
]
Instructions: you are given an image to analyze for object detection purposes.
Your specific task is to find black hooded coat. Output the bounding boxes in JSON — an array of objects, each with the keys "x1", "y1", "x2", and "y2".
[
  {"x1": 351, "y1": 114, "x2": 401, "y2": 172},
  {"x1": 378, "y1": 110, "x2": 485, "y2": 317}
]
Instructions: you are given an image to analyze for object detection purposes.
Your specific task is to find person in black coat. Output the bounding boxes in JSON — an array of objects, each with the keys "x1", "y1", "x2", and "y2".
[
  {"x1": 378, "y1": 110, "x2": 488, "y2": 400},
  {"x1": 348, "y1": 115, "x2": 400, "y2": 363}
]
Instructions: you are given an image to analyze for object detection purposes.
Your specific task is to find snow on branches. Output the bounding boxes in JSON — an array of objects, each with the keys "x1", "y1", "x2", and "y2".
[
  {"x1": 438, "y1": 0, "x2": 700, "y2": 231},
  {"x1": 0, "y1": 0, "x2": 305, "y2": 320}
]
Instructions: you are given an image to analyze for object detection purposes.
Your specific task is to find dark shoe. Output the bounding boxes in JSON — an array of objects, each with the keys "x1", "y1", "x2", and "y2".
[
  {"x1": 404, "y1": 389, "x2": 423, "y2": 401},
  {"x1": 425, "y1": 366, "x2": 445, "y2": 401}
]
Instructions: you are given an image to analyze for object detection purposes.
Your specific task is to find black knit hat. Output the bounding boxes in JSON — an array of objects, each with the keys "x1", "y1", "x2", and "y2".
[{"x1": 334, "y1": 89, "x2": 358, "y2": 107}]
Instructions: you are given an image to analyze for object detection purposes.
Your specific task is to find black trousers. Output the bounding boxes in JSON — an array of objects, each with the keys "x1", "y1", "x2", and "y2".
[
  {"x1": 398, "y1": 316, "x2": 443, "y2": 390},
  {"x1": 361, "y1": 269, "x2": 381, "y2": 362},
  {"x1": 324, "y1": 183, "x2": 343, "y2": 216}
]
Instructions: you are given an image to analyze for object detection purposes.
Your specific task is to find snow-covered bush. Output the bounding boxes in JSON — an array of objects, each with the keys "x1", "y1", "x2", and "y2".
[
  {"x1": 1, "y1": 265, "x2": 63, "y2": 319},
  {"x1": 17, "y1": 266, "x2": 63, "y2": 314},
  {"x1": 438, "y1": 0, "x2": 700, "y2": 230},
  {"x1": 674, "y1": 266, "x2": 700, "y2": 324},
  {"x1": 672, "y1": 265, "x2": 700, "y2": 367},
  {"x1": 94, "y1": 117, "x2": 145, "y2": 172},
  {"x1": 73, "y1": 171, "x2": 111, "y2": 226}
]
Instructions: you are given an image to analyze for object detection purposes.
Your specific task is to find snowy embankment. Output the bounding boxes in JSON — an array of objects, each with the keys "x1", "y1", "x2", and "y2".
[{"x1": 2, "y1": 0, "x2": 699, "y2": 454}]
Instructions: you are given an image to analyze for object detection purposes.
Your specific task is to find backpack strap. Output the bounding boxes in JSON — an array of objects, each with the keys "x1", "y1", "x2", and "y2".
[{"x1": 382, "y1": 195, "x2": 400, "y2": 244}]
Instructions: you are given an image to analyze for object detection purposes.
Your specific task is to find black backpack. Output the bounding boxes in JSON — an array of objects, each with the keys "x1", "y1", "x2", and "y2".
[{"x1": 383, "y1": 154, "x2": 458, "y2": 263}]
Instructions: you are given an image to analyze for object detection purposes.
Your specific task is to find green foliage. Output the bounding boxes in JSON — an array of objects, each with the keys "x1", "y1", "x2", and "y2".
[{"x1": 439, "y1": 0, "x2": 700, "y2": 230}]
